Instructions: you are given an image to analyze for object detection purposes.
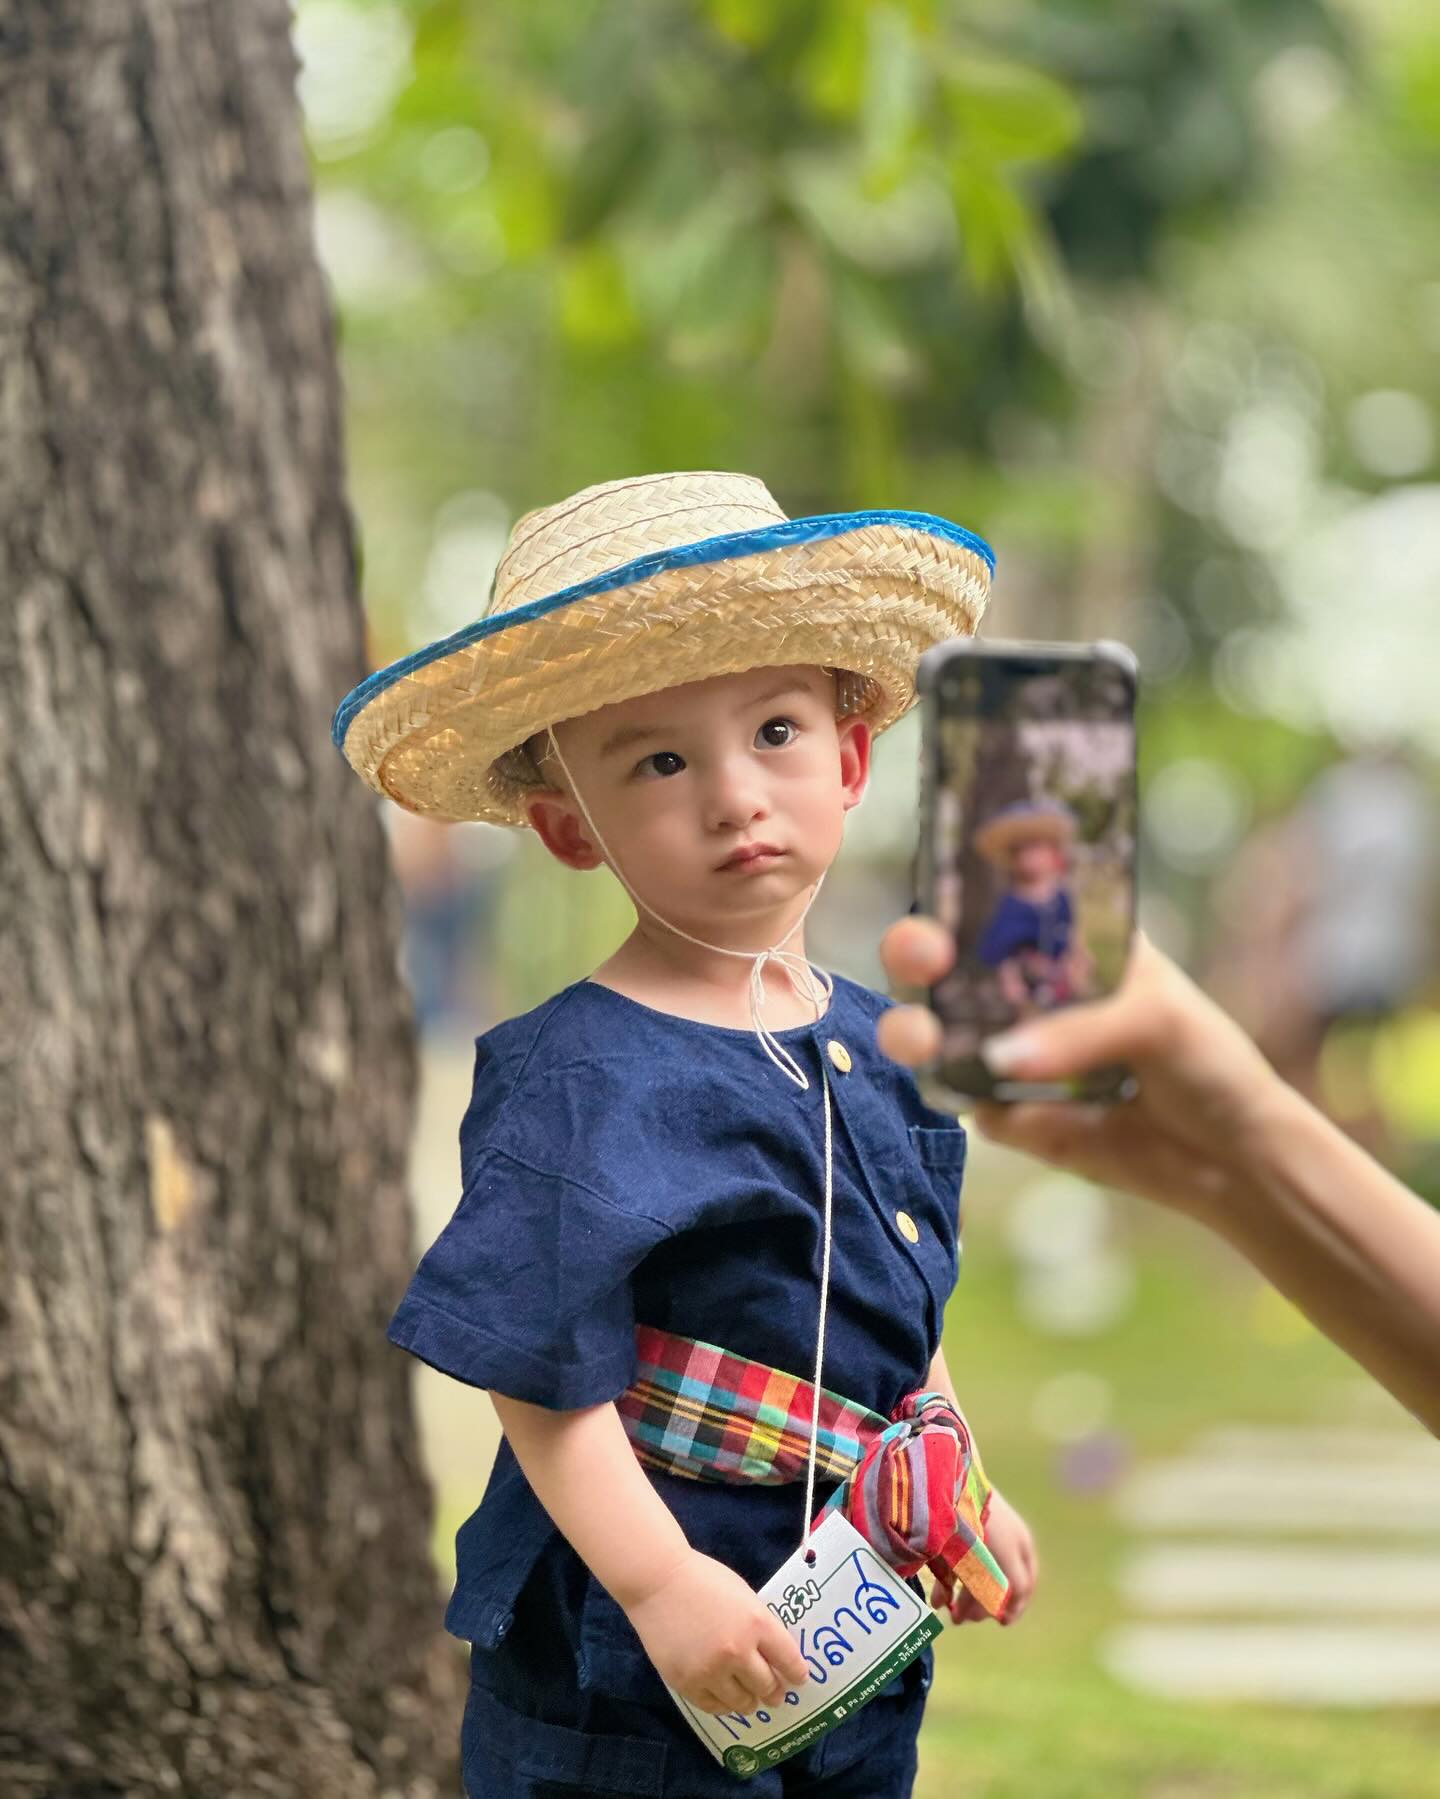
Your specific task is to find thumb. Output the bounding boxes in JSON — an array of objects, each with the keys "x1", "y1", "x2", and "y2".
[{"x1": 760, "y1": 1613, "x2": 810, "y2": 1688}]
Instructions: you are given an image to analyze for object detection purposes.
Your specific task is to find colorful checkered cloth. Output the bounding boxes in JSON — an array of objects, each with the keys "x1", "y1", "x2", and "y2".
[{"x1": 617, "y1": 1324, "x2": 1010, "y2": 1619}]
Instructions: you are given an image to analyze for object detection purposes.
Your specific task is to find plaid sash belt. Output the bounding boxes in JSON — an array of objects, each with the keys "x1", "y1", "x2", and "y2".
[{"x1": 616, "y1": 1324, "x2": 1010, "y2": 1619}]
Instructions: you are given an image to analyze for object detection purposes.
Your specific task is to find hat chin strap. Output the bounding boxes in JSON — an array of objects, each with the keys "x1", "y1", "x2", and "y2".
[
  {"x1": 542, "y1": 724, "x2": 834, "y2": 1091},
  {"x1": 543, "y1": 722, "x2": 844, "y2": 1555}
]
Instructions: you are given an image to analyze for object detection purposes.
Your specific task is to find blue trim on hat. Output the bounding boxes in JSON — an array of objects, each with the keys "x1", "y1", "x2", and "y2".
[{"x1": 331, "y1": 509, "x2": 994, "y2": 751}]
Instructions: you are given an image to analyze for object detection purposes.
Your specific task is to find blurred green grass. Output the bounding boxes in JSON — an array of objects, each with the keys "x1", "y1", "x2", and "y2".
[{"x1": 914, "y1": 1148, "x2": 1440, "y2": 1796}]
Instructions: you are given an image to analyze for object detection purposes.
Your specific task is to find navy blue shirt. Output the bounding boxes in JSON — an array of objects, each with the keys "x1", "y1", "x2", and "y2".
[
  {"x1": 386, "y1": 971, "x2": 970, "y2": 1702},
  {"x1": 975, "y1": 888, "x2": 1073, "y2": 967}
]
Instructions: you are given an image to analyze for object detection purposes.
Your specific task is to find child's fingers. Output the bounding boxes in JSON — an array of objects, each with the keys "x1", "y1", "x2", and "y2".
[
  {"x1": 713, "y1": 1669, "x2": 763, "y2": 1714},
  {"x1": 741, "y1": 1649, "x2": 786, "y2": 1707},
  {"x1": 999, "y1": 1578, "x2": 1033, "y2": 1626},
  {"x1": 759, "y1": 1614, "x2": 810, "y2": 1690},
  {"x1": 948, "y1": 1587, "x2": 986, "y2": 1625}
]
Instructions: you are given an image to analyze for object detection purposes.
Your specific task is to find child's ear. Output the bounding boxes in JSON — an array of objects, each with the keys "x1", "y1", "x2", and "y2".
[
  {"x1": 838, "y1": 714, "x2": 872, "y2": 812},
  {"x1": 524, "y1": 793, "x2": 606, "y2": 871}
]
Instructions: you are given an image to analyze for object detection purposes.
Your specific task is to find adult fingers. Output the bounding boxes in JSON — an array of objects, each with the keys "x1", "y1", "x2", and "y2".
[
  {"x1": 876, "y1": 1002, "x2": 943, "y2": 1068},
  {"x1": 971, "y1": 1099, "x2": 1119, "y2": 1168},
  {"x1": 879, "y1": 914, "x2": 956, "y2": 988},
  {"x1": 978, "y1": 932, "x2": 1163, "y2": 1082}
]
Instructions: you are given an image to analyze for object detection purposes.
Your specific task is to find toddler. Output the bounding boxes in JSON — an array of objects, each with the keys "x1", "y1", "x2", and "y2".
[
  {"x1": 974, "y1": 800, "x2": 1093, "y2": 1014},
  {"x1": 333, "y1": 472, "x2": 1038, "y2": 1796}
]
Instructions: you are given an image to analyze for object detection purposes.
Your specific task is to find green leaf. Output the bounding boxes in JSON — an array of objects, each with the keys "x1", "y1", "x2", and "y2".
[
  {"x1": 943, "y1": 51, "x2": 1084, "y2": 166},
  {"x1": 559, "y1": 110, "x2": 654, "y2": 242},
  {"x1": 949, "y1": 161, "x2": 1034, "y2": 290},
  {"x1": 783, "y1": 148, "x2": 953, "y2": 272},
  {"x1": 1392, "y1": 37, "x2": 1440, "y2": 146},
  {"x1": 701, "y1": 0, "x2": 783, "y2": 49},
  {"x1": 859, "y1": 4, "x2": 927, "y2": 182},
  {"x1": 491, "y1": 155, "x2": 559, "y2": 261},
  {"x1": 797, "y1": 0, "x2": 867, "y2": 119}
]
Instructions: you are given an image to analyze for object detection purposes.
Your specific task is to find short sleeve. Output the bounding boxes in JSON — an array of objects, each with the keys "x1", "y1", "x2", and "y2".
[{"x1": 385, "y1": 1141, "x2": 674, "y2": 1410}]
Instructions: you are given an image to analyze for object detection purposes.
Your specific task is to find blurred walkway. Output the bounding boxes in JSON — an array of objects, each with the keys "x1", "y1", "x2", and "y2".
[{"x1": 1101, "y1": 1400, "x2": 1440, "y2": 1703}]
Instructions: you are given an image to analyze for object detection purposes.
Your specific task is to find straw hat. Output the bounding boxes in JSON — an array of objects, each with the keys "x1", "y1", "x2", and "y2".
[
  {"x1": 332, "y1": 470, "x2": 994, "y2": 827},
  {"x1": 973, "y1": 799, "x2": 1077, "y2": 865}
]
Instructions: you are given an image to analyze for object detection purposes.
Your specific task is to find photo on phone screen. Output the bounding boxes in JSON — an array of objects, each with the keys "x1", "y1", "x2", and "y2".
[{"x1": 916, "y1": 639, "x2": 1138, "y2": 1105}]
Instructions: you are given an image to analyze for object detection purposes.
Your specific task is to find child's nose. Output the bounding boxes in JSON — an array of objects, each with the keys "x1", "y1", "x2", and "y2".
[{"x1": 704, "y1": 757, "x2": 770, "y2": 831}]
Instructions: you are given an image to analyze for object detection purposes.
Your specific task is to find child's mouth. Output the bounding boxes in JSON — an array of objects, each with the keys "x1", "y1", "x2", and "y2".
[{"x1": 718, "y1": 847, "x2": 785, "y2": 872}]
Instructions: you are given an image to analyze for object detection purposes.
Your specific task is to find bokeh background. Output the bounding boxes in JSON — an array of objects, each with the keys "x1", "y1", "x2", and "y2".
[{"x1": 299, "y1": 3, "x2": 1440, "y2": 1791}]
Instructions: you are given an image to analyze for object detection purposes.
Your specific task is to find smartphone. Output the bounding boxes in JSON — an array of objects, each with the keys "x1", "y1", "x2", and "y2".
[{"x1": 913, "y1": 637, "x2": 1139, "y2": 1107}]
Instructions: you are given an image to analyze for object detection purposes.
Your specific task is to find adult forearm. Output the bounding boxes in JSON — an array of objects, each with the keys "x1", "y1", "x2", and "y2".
[
  {"x1": 488, "y1": 1391, "x2": 691, "y2": 1609},
  {"x1": 1205, "y1": 1085, "x2": 1440, "y2": 1433}
]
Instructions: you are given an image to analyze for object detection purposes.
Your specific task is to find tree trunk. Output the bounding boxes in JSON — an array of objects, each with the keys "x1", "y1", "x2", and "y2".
[{"x1": 0, "y1": 3, "x2": 463, "y2": 1792}]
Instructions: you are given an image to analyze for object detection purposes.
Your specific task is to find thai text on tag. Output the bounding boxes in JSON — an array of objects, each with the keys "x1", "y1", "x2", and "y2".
[{"x1": 663, "y1": 1510, "x2": 944, "y2": 1778}]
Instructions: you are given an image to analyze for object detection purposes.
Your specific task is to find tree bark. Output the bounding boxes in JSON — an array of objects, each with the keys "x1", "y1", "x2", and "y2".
[{"x1": 0, "y1": 3, "x2": 462, "y2": 1792}]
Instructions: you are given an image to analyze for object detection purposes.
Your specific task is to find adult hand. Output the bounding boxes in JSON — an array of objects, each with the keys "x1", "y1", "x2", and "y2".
[
  {"x1": 876, "y1": 914, "x2": 1440, "y2": 1436},
  {"x1": 876, "y1": 918, "x2": 1285, "y2": 1223}
]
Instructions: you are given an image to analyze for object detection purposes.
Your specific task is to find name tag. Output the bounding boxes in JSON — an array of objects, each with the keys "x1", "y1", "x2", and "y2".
[{"x1": 663, "y1": 1511, "x2": 943, "y2": 1778}]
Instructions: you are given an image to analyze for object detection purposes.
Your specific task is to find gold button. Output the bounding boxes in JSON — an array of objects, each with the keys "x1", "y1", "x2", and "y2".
[
  {"x1": 826, "y1": 1039, "x2": 852, "y2": 1073},
  {"x1": 895, "y1": 1210, "x2": 920, "y2": 1243}
]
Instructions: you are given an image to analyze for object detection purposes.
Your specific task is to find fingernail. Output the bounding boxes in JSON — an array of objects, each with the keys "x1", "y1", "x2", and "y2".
[{"x1": 980, "y1": 1031, "x2": 1034, "y2": 1074}]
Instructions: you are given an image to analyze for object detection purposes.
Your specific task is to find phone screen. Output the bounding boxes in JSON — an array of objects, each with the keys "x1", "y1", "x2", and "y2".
[{"x1": 917, "y1": 640, "x2": 1138, "y2": 1105}]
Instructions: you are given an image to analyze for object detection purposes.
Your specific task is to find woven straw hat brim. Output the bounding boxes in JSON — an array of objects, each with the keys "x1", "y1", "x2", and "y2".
[
  {"x1": 973, "y1": 809, "x2": 1077, "y2": 864},
  {"x1": 334, "y1": 510, "x2": 993, "y2": 827}
]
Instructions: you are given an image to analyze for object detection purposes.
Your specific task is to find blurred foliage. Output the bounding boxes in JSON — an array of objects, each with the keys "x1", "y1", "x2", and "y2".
[
  {"x1": 313, "y1": 9, "x2": 1440, "y2": 1767},
  {"x1": 301, "y1": 0, "x2": 1440, "y2": 991}
]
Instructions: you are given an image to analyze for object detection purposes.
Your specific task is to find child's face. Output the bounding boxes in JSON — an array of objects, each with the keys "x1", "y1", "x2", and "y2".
[
  {"x1": 523, "y1": 664, "x2": 869, "y2": 928},
  {"x1": 1008, "y1": 837, "x2": 1068, "y2": 883}
]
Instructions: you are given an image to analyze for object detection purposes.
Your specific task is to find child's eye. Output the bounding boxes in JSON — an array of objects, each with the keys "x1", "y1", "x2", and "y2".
[
  {"x1": 757, "y1": 716, "x2": 798, "y2": 748},
  {"x1": 635, "y1": 750, "x2": 685, "y2": 779},
  {"x1": 637, "y1": 712, "x2": 799, "y2": 777}
]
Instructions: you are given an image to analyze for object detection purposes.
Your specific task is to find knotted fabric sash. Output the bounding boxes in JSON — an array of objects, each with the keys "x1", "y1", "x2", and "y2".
[{"x1": 616, "y1": 1324, "x2": 1009, "y2": 1619}]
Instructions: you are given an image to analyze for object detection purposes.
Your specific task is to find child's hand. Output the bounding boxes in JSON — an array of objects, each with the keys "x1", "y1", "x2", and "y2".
[
  {"x1": 929, "y1": 1489, "x2": 1038, "y2": 1627},
  {"x1": 998, "y1": 958, "x2": 1030, "y2": 1012},
  {"x1": 622, "y1": 1548, "x2": 811, "y2": 1716},
  {"x1": 1066, "y1": 943, "x2": 1096, "y2": 995}
]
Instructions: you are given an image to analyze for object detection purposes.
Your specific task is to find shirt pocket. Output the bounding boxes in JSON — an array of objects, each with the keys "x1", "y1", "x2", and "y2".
[{"x1": 900, "y1": 1123, "x2": 967, "y2": 1305}]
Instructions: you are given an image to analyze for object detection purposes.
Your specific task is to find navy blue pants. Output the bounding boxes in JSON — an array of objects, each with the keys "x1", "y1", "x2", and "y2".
[{"x1": 459, "y1": 1540, "x2": 931, "y2": 1796}]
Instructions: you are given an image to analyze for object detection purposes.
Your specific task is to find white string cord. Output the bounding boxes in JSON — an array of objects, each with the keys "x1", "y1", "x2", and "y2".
[
  {"x1": 543, "y1": 724, "x2": 838, "y2": 1551},
  {"x1": 801, "y1": 1059, "x2": 833, "y2": 1561}
]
